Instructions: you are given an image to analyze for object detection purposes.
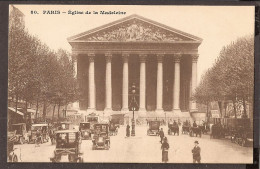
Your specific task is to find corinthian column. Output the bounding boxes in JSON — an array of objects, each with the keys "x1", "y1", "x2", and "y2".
[
  {"x1": 173, "y1": 54, "x2": 181, "y2": 111},
  {"x1": 121, "y1": 53, "x2": 129, "y2": 112},
  {"x1": 105, "y1": 53, "x2": 112, "y2": 112},
  {"x1": 139, "y1": 54, "x2": 147, "y2": 112},
  {"x1": 190, "y1": 54, "x2": 199, "y2": 112},
  {"x1": 156, "y1": 54, "x2": 164, "y2": 113},
  {"x1": 88, "y1": 53, "x2": 96, "y2": 112}
]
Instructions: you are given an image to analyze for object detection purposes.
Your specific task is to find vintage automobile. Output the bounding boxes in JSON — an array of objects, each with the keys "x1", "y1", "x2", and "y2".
[
  {"x1": 29, "y1": 123, "x2": 49, "y2": 143},
  {"x1": 189, "y1": 127, "x2": 202, "y2": 137},
  {"x1": 109, "y1": 122, "x2": 118, "y2": 136},
  {"x1": 57, "y1": 122, "x2": 73, "y2": 130},
  {"x1": 238, "y1": 131, "x2": 253, "y2": 147},
  {"x1": 198, "y1": 122, "x2": 210, "y2": 134},
  {"x1": 210, "y1": 123, "x2": 225, "y2": 139},
  {"x1": 7, "y1": 135, "x2": 19, "y2": 162},
  {"x1": 231, "y1": 126, "x2": 253, "y2": 147},
  {"x1": 9, "y1": 123, "x2": 29, "y2": 144},
  {"x1": 79, "y1": 122, "x2": 91, "y2": 140},
  {"x1": 92, "y1": 123, "x2": 110, "y2": 150},
  {"x1": 147, "y1": 120, "x2": 160, "y2": 136},
  {"x1": 168, "y1": 122, "x2": 179, "y2": 136},
  {"x1": 86, "y1": 113, "x2": 100, "y2": 134},
  {"x1": 50, "y1": 130, "x2": 83, "y2": 162}
]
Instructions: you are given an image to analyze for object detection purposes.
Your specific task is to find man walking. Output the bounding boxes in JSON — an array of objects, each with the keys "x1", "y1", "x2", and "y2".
[
  {"x1": 192, "y1": 140, "x2": 201, "y2": 163},
  {"x1": 159, "y1": 128, "x2": 164, "y2": 143},
  {"x1": 126, "y1": 124, "x2": 130, "y2": 137}
]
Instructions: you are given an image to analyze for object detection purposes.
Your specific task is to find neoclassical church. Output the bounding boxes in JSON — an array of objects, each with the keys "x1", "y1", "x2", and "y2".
[{"x1": 68, "y1": 14, "x2": 202, "y2": 118}]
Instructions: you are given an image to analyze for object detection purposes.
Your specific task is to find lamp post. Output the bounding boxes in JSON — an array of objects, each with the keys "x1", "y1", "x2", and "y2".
[{"x1": 130, "y1": 83, "x2": 138, "y2": 136}]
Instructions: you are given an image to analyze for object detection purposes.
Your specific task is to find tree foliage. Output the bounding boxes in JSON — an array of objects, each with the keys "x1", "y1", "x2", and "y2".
[
  {"x1": 8, "y1": 8, "x2": 78, "y2": 120},
  {"x1": 194, "y1": 35, "x2": 254, "y2": 118}
]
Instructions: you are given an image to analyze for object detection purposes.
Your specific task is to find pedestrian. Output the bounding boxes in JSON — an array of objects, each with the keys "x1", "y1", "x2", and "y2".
[
  {"x1": 159, "y1": 128, "x2": 164, "y2": 143},
  {"x1": 192, "y1": 140, "x2": 201, "y2": 163},
  {"x1": 126, "y1": 124, "x2": 130, "y2": 137},
  {"x1": 193, "y1": 121, "x2": 198, "y2": 127},
  {"x1": 161, "y1": 137, "x2": 169, "y2": 163}
]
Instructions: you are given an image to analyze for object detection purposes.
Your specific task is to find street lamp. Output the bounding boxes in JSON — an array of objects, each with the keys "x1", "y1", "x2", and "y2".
[{"x1": 130, "y1": 83, "x2": 138, "y2": 136}]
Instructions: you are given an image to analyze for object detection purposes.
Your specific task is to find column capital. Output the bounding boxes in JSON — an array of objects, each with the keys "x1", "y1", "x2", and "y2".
[
  {"x1": 88, "y1": 53, "x2": 95, "y2": 62},
  {"x1": 139, "y1": 54, "x2": 147, "y2": 62},
  {"x1": 192, "y1": 54, "x2": 199, "y2": 62},
  {"x1": 173, "y1": 53, "x2": 182, "y2": 63},
  {"x1": 156, "y1": 54, "x2": 164, "y2": 62},
  {"x1": 71, "y1": 52, "x2": 78, "y2": 59},
  {"x1": 105, "y1": 53, "x2": 113, "y2": 62}
]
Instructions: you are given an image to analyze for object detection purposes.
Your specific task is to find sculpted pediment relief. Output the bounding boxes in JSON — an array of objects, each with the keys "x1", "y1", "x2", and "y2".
[{"x1": 76, "y1": 18, "x2": 195, "y2": 42}]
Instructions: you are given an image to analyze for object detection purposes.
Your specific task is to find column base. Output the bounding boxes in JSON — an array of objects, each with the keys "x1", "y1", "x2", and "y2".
[
  {"x1": 155, "y1": 108, "x2": 164, "y2": 113},
  {"x1": 87, "y1": 108, "x2": 96, "y2": 114},
  {"x1": 104, "y1": 108, "x2": 113, "y2": 116},
  {"x1": 190, "y1": 108, "x2": 198, "y2": 113},
  {"x1": 121, "y1": 108, "x2": 129, "y2": 112},
  {"x1": 172, "y1": 108, "x2": 181, "y2": 113}
]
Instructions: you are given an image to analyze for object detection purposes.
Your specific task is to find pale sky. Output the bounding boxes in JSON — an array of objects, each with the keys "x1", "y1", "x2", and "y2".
[{"x1": 13, "y1": 5, "x2": 255, "y2": 82}]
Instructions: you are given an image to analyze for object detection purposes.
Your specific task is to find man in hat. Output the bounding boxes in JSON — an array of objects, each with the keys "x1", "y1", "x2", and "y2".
[
  {"x1": 158, "y1": 128, "x2": 164, "y2": 143},
  {"x1": 192, "y1": 140, "x2": 201, "y2": 163}
]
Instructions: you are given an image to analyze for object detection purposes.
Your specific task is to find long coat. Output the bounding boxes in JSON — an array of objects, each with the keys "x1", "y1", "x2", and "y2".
[
  {"x1": 192, "y1": 146, "x2": 201, "y2": 161},
  {"x1": 161, "y1": 142, "x2": 169, "y2": 162},
  {"x1": 126, "y1": 125, "x2": 130, "y2": 137}
]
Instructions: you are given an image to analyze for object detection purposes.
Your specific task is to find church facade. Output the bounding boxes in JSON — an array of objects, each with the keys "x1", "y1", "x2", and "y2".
[{"x1": 68, "y1": 14, "x2": 202, "y2": 117}]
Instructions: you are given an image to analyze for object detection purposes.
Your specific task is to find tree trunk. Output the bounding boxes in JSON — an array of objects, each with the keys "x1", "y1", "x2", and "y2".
[
  {"x1": 218, "y1": 101, "x2": 222, "y2": 118},
  {"x1": 15, "y1": 94, "x2": 18, "y2": 113},
  {"x1": 242, "y1": 96, "x2": 247, "y2": 118},
  {"x1": 36, "y1": 97, "x2": 39, "y2": 119},
  {"x1": 232, "y1": 99, "x2": 237, "y2": 119},
  {"x1": 43, "y1": 99, "x2": 47, "y2": 119},
  {"x1": 57, "y1": 101, "x2": 61, "y2": 120},
  {"x1": 52, "y1": 104, "x2": 56, "y2": 120},
  {"x1": 206, "y1": 101, "x2": 209, "y2": 123}
]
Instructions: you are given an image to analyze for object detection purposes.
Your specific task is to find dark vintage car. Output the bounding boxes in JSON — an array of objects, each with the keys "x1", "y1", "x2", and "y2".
[
  {"x1": 7, "y1": 136, "x2": 19, "y2": 162},
  {"x1": 50, "y1": 130, "x2": 83, "y2": 162},
  {"x1": 189, "y1": 127, "x2": 202, "y2": 137},
  {"x1": 231, "y1": 126, "x2": 253, "y2": 147},
  {"x1": 9, "y1": 123, "x2": 29, "y2": 144},
  {"x1": 92, "y1": 123, "x2": 110, "y2": 150},
  {"x1": 147, "y1": 120, "x2": 160, "y2": 136},
  {"x1": 210, "y1": 123, "x2": 226, "y2": 139},
  {"x1": 79, "y1": 122, "x2": 91, "y2": 140},
  {"x1": 168, "y1": 122, "x2": 179, "y2": 136}
]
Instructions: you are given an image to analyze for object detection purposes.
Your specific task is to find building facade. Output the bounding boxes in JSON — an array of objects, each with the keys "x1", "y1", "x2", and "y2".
[{"x1": 68, "y1": 14, "x2": 202, "y2": 117}]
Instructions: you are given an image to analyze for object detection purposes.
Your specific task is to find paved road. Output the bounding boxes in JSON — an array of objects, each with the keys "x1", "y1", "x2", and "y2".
[{"x1": 13, "y1": 125, "x2": 253, "y2": 163}]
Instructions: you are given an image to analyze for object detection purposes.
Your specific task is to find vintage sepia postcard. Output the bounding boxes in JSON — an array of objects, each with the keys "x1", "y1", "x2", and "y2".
[{"x1": 7, "y1": 4, "x2": 255, "y2": 163}]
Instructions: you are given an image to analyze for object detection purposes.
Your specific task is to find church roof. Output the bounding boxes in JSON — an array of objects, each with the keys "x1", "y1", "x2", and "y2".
[{"x1": 68, "y1": 14, "x2": 202, "y2": 43}]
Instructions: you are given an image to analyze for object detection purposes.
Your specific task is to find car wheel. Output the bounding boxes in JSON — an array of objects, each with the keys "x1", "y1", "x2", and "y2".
[
  {"x1": 12, "y1": 155, "x2": 18, "y2": 162},
  {"x1": 242, "y1": 140, "x2": 246, "y2": 147},
  {"x1": 20, "y1": 137, "x2": 24, "y2": 144}
]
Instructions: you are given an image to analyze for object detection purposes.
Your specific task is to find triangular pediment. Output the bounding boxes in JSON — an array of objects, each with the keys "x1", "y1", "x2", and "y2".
[{"x1": 68, "y1": 14, "x2": 202, "y2": 43}]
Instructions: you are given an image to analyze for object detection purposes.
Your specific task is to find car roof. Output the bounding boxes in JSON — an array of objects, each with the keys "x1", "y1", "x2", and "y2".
[
  {"x1": 12, "y1": 123, "x2": 26, "y2": 125},
  {"x1": 55, "y1": 130, "x2": 79, "y2": 134},
  {"x1": 32, "y1": 124, "x2": 48, "y2": 127},
  {"x1": 60, "y1": 122, "x2": 72, "y2": 124},
  {"x1": 94, "y1": 123, "x2": 108, "y2": 125}
]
